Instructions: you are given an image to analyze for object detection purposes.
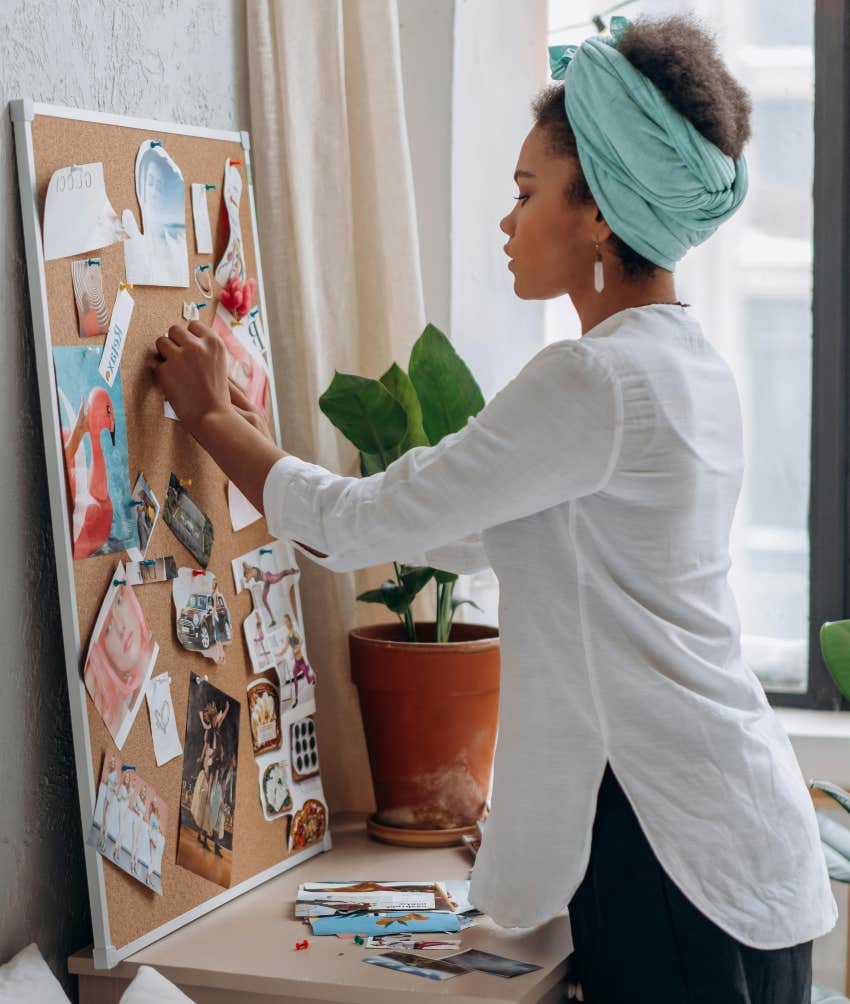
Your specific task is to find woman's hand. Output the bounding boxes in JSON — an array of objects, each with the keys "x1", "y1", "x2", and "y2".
[{"x1": 151, "y1": 321, "x2": 231, "y2": 436}]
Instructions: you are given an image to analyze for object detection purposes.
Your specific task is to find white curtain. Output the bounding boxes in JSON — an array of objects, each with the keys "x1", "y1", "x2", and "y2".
[{"x1": 247, "y1": 0, "x2": 434, "y2": 812}]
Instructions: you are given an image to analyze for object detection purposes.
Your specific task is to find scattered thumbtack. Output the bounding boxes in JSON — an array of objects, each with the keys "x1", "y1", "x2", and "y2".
[
  {"x1": 295, "y1": 940, "x2": 309, "y2": 951},
  {"x1": 353, "y1": 935, "x2": 365, "y2": 945}
]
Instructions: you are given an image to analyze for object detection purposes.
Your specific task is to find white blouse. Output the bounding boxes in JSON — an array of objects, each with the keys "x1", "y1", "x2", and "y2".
[{"x1": 263, "y1": 302, "x2": 837, "y2": 949}]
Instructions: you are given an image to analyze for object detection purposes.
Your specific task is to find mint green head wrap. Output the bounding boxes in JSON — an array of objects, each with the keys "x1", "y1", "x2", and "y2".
[{"x1": 548, "y1": 17, "x2": 748, "y2": 271}]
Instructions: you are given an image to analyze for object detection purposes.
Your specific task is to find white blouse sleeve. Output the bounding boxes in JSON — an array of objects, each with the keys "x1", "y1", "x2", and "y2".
[{"x1": 263, "y1": 340, "x2": 622, "y2": 574}]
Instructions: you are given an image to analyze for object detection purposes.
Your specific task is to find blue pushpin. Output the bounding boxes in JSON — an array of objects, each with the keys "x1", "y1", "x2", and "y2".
[
  {"x1": 113, "y1": 579, "x2": 127, "y2": 587},
  {"x1": 150, "y1": 140, "x2": 162, "y2": 148},
  {"x1": 129, "y1": 499, "x2": 144, "y2": 508},
  {"x1": 198, "y1": 264, "x2": 211, "y2": 272},
  {"x1": 141, "y1": 560, "x2": 156, "y2": 566},
  {"x1": 259, "y1": 548, "x2": 273, "y2": 555},
  {"x1": 195, "y1": 301, "x2": 208, "y2": 309},
  {"x1": 87, "y1": 258, "x2": 101, "y2": 266},
  {"x1": 205, "y1": 183, "x2": 217, "y2": 190}
]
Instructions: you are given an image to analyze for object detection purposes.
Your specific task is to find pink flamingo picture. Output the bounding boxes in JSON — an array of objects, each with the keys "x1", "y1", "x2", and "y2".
[{"x1": 59, "y1": 385, "x2": 116, "y2": 559}]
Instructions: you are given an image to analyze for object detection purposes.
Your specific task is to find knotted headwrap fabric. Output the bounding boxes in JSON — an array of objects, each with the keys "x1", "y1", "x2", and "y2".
[{"x1": 548, "y1": 16, "x2": 748, "y2": 271}]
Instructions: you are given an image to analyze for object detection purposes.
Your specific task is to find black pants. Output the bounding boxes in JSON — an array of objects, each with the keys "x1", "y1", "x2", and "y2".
[{"x1": 567, "y1": 761, "x2": 813, "y2": 1003}]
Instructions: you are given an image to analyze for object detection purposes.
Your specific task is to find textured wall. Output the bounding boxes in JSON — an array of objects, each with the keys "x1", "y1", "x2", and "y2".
[{"x1": 0, "y1": 1, "x2": 247, "y2": 996}]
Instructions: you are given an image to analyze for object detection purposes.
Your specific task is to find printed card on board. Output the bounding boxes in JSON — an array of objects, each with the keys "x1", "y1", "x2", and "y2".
[
  {"x1": 53, "y1": 345, "x2": 139, "y2": 559},
  {"x1": 82, "y1": 563, "x2": 159, "y2": 749},
  {"x1": 177, "y1": 675, "x2": 240, "y2": 888},
  {"x1": 163, "y1": 474, "x2": 214, "y2": 568},
  {"x1": 87, "y1": 757, "x2": 168, "y2": 895},
  {"x1": 172, "y1": 567, "x2": 233, "y2": 665}
]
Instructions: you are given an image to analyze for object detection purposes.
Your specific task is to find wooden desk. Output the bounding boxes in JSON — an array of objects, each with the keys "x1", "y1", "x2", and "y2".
[{"x1": 70, "y1": 813, "x2": 572, "y2": 1003}]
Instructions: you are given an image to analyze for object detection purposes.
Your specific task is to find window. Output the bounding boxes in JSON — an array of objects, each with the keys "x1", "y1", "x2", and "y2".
[{"x1": 461, "y1": 0, "x2": 849, "y2": 712}]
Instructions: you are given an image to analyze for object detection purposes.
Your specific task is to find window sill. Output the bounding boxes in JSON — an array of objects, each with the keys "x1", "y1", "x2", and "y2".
[{"x1": 776, "y1": 708, "x2": 850, "y2": 739}]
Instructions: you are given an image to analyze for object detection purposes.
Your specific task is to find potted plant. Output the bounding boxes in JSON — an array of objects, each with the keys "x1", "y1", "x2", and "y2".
[{"x1": 319, "y1": 323, "x2": 500, "y2": 847}]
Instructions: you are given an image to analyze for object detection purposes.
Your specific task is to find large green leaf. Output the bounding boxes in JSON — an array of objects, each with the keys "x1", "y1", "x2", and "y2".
[
  {"x1": 380, "y1": 363, "x2": 429, "y2": 454},
  {"x1": 408, "y1": 324, "x2": 485, "y2": 444},
  {"x1": 820, "y1": 620, "x2": 850, "y2": 700},
  {"x1": 319, "y1": 372, "x2": 407, "y2": 466}
]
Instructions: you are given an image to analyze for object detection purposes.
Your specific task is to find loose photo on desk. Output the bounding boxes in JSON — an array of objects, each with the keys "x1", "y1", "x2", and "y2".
[
  {"x1": 87, "y1": 756, "x2": 168, "y2": 895},
  {"x1": 176, "y1": 674, "x2": 240, "y2": 888}
]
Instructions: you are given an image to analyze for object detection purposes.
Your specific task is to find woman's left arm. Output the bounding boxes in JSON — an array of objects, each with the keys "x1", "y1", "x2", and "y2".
[{"x1": 152, "y1": 321, "x2": 624, "y2": 574}]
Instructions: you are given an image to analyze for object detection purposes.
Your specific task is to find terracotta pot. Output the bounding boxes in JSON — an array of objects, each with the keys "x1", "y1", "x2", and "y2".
[{"x1": 349, "y1": 621, "x2": 500, "y2": 846}]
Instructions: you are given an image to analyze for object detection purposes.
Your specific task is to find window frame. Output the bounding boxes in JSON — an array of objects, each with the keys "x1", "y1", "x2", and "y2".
[{"x1": 767, "y1": 0, "x2": 850, "y2": 710}]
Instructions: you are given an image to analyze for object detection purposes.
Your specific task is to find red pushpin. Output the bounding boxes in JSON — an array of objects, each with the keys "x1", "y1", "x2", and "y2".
[{"x1": 295, "y1": 939, "x2": 309, "y2": 951}]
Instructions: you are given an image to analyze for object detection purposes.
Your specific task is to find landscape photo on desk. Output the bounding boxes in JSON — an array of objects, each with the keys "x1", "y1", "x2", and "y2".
[
  {"x1": 362, "y1": 952, "x2": 466, "y2": 982},
  {"x1": 123, "y1": 139, "x2": 189, "y2": 287},
  {"x1": 127, "y1": 471, "x2": 160, "y2": 561},
  {"x1": 87, "y1": 757, "x2": 168, "y2": 895},
  {"x1": 82, "y1": 564, "x2": 159, "y2": 749},
  {"x1": 53, "y1": 345, "x2": 139, "y2": 559},
  {"x1": 163, "y1": 474, "x2": 214, "y2": 568},
  {"x1": 172, "y1": 567, "x2": 232, "y2": 664},
  {"x1": 177, "y1": 674, "x2": 240, "y2": 888},
  {"x1": 443, "y1": 948, "x2": 543, "y2": 978}
]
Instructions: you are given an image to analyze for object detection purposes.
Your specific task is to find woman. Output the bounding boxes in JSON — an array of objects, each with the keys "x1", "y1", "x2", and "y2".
[
  {"x1": 97, "y1": 754, "x2": 120, "y2": 852},
  {"x1": 112, "y1": 768, "x2": 134, "y2": 865},
  {"x1": 278, "y1": 612, "x2": 315, "y2": 710},
  {"x1": 152, "y1": 14, "x2": 835, "y2": 1001},
  {"x1": 146, "y1": 799, "x2": 165, "y2": 891},
  {"x1": 190, "y1": 704, "x2": 216, "y2": 848},
  {"x1": 84, "y1": 581, "x2": 156, "y2": 744},
  {"x1": 241, "y1": 560, "x2": 298, "y2": 627},
  {"x1": 129, "y1": 782, "x2": 148, "y2": 878}
]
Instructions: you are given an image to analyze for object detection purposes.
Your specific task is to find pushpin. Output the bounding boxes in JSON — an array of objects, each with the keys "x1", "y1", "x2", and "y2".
[
  {"x1": 119, "y1": 282, "x2": 133, "y2": 291},
  {"x1": 229, "y1": 159, "x2": 241, "y2": 166},
  {"x1": 141, "y1": 560, "x2": 156, "y2": 566},
  {"x1": 198, "y1": 264, "x2": 212, "y2": 272},
  {"x1": 113, "y1": 579, "x2": 127, "y2": 587},
  {"x1": 192, "y1": 569, "x2": 206, "y2": 577},
  {"x1": 87, "y1": 258, "x2": 101, "y2": 266},
  {"x1": 294, "y1": 940, "x2": 309, "y2": 951},
  {"x1": 129, "y1": 499, "x2": 144, "y2": 508},
  {"x1": 150, "y1": 140, "x2": 162, "y2": 148},
  {"x1": 194, "y1": 301, "x2": 208, "y2": 309},
  {"x1": 205, "y1": 183, "x2": 217, "y2": 190},
  {"x1": 259, "y1": 548, "x2": 273, "y2": 555},
  {"x1": 179, "y1": 478, "x2": 192, "y2": 486},
  {"x1": 353, "y1": 935, "x2": 365, "y2": 946}
]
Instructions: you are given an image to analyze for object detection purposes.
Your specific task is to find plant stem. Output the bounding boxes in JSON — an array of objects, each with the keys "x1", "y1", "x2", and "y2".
[{"x1": 393, "y1": 561, "x2": 417, "y2": 642}]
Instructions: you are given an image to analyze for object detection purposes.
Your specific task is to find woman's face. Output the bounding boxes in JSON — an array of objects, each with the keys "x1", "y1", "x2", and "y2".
[
  {"x1": 500, "y1": 125, "x2": 609, "y2": 301},
  {"x1": 103, "y1": 588, "x2": 144, "y2": 678}
]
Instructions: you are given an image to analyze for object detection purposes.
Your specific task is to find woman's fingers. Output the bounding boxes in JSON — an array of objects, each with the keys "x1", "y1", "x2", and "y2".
[
  {"x1": 228, "y1": 377, "x2": 254, "y2": 413},
  {"x1": 155, "y1": 335, "x2": 178, "y2": 360}
]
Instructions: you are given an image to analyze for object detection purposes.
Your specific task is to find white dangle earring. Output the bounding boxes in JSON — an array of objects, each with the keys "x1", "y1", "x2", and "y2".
[{"x1": 593, "y1": 239, "x2": 605, "y2": 293}]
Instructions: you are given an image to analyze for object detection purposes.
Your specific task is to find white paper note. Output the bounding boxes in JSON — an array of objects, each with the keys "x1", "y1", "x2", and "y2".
[
  {"x1": 43, "y1": 162, "x2": 127, "y2": 260},
  {"x1": 146, "y1": 673, "x2": 183, "y2": 766},
  {"x1": 191, "y1": 182, "x2": 213, "y2": 255},
  {"x1": 98, "y1": 288, "x2": 135, "y2": 387},
  {"x1": 228, "y1": 480, "x2": 262, "y2": 531}
]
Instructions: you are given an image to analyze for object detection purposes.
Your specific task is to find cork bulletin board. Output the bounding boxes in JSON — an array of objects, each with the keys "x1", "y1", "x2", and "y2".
[{"x1": 11, "y1": 101, "x2": 332, "y2": 969}]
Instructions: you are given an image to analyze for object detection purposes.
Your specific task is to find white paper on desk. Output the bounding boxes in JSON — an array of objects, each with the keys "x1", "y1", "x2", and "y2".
[
  {"x1": 146, "y1": 672, "x2": 183, "y2": 766},
  {"x1": 191, "y1": 182, "x2": 213, "y2": 255},
  {"x1": 98, "y1": 288, "x2": 134, "y2": 387},
  {"x1": 43, "y1": 162, "x2": 127, "y2": 260},
  {"x1": 228, "y1": 480, "x2": 262, "y2": 532}
]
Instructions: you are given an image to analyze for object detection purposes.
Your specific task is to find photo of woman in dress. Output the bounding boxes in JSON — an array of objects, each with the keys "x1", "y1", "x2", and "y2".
[
  {"x1": 129, "y1": 781, "x2": 148, "y2": 879},
  {"x1": 83, "y1": 572, "x2": 159, "y2": 749},
  {"x1": 96, "y1": 754, "x2": 119, "y2": 853},
  {"x1": 112, "y1": 768, "x2": 134, "y2": 865},
  {"x1": 146, "y1": 797, "x2": 167, "y2": 895},
  {"x1": 177, "y1": 678, "x2": 240, "y2": 888}
]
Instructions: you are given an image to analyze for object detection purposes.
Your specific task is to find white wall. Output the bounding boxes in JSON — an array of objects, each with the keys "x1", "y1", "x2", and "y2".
[{"x1": 0, "y1": 1, "x2": 248, "y2": 996}]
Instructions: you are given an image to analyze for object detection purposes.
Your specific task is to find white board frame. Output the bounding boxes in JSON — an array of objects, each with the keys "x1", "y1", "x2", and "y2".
[{"x1": 9, "y1": 99, "x2": 331, "y2": 971}]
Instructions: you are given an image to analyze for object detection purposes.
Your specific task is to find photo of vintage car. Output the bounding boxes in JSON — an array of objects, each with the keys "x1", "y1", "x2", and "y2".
[{"x1": 177, "y1": 590, "x2": 233, "y2": 651}]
